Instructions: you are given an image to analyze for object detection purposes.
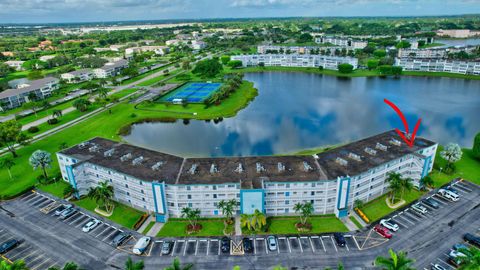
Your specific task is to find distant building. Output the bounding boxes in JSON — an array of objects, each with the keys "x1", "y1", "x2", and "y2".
[
  {"x1": 314, "y1": 35, "x2": 367, "y2": 49},
  {"x1": 165, "y1": 39, "x2": 183, "y2": 46},
  {"x1": 0, "y1": 77, "x2": 60, "y2": 109},
  {"x1": 231, "y1": 54, "x2": 358, "y2": 70},
  {"x1": 39, "y1": 55, "x2": 56, "y2": 62},
  {"x1": 398, "y1": 48, "x2": 447, "y2": 59},
  {"x1": 191, "y1": 40, "x2": 206, "y2": 50},
  {"x1": 257, "y1": 45, "x2": 354, "y2": 56},
  {"x1": 4, "y1": 60, "x2": 25, "y2": 71},
  {"x1": 436, "y1": 29, "x2": 480, "y2": 38},
  {"x1": 61, "y1": 69, "x2": 93, "y2": 83},
  {"x1": 57, "y1": 130, "x2": 437, "y2": 222},
  {"x1": 1, "y1": 52, "x2": 14, "y2": 57},
  {"x1": 125, "y1": 46, "x2": 169, "y2": 56},
  {"x1": 395, "y1": 58, "x2": 480, "y2": 75},
  {"x1": 93, "y1": 59, "x2": 129, "y2": 78}
]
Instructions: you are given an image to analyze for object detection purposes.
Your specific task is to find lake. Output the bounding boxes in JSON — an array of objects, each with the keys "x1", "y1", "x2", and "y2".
[{"x1": 124, "y1": 72, "x2": 480, "y2": 157}]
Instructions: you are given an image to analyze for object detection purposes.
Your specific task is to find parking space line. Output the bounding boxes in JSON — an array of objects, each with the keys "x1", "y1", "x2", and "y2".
[
  {"x1": 345, "y1": 242, "x2": 350, "y2": 251},
  {"x1": 264, "y1": 239, "x2": 268, "y2": 254},
  {"x1": 319, "y1": 237, "x2": 326, "y2": 252},
  {"x1": 195, "y1": 240, "x2": 199, "y2": 256},
  {"x1": 102, "y1": 229, "x2": 119, "y2": 242},
  {"x1": 287, "y1": 237, "x2": 292, "y2": 253},
  {"x1": 206, "y1": 240, "x2": 210, "y2": 256},
  {"x1": 253, "y1": 238, "x2": 256, "y2": 254},
  {"x1": 29, "y1": 253, "x2": 46, "y2": 267},
  {"x1": 74, "y1": 216, "x2": 90, "y2": 228},
  {"x1": 95, "y1": 226, "x2": 112, "y2": 238},
  {"x1": 330, "y1": 236, "x2": 338, "y2": 252},
  {"x1": 396, "y1": 214, "x2": 416, "y2": 225},
  {"x1": 309, "y1": 237, "x2": 315, "y2": 252},
  {"x1": 22, "y1": 193, "x2": 36, "y2": 201},
  {"x1": 147, "y1": 241, "x2": 154, "y2": 256},
  {"x1": 62, "y1": 212, "x2": 80, "y2": 222},
  {"x1": 352, "y1": 236, "x2": 361, "y2": 250},
  {"x1": 69, "y1": 213, "x2": 85, "y2": 225},
  {"x1": 436, "y1": 258, "x2": 454, "y2": 270},
  {"x1": 24, "y1": 194, "x2": 40, "y2": 203},
  {"x1": 31, "y1": 257, "x2": 53, "y2": 270},
  {"x1": 217, "y1": 240, "x2": 220, "y2": 255},
  {"x1": 18, "y1": 249, "x2": 39, "y2": 261},
  {"x1": 9, "y1": 246, "x2": 33, "y2": 260},
  {"x1": 170, "y1": 241, "x2": 177, "y2": 257},
  {"x1": 296, "y1": 238, "x2": 303, "y2": 253}
]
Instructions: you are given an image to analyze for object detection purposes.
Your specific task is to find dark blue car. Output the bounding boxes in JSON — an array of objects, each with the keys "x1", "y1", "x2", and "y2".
[{"x1": 0, "y1": 239, "x2": 19, "y2": 254}]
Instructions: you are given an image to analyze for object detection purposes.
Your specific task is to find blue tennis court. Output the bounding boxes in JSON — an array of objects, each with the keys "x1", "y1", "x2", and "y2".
[{"x1": 159, "y1": 82, "x2": 222, "y2": 103}]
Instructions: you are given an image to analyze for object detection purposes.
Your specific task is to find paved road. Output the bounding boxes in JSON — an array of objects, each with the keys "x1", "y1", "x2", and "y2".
[{"x1": 0, "y1": 179, "x2": 478, "y2": 270}]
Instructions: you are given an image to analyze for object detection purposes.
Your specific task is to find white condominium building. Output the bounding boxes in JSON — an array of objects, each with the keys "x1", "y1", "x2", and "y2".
[
  {"x1": 57, "y1": 130, "x2": 437, "y2": 223},
  {"x1": 125, "y1": 46, "x2": 169, "y2": 56},
  {"x1": 395, "y1": 58, "x2": 480, "y2": 75},
  {"x1": 314, "y1": 36, "x2": 368, "y2": 49},
  {"x1": 231, "y1": 54, "x2": 358, "y2": 70},
  {"x1": 61, "y1": 69, "x2": 93, "y2": 83},
  {"x1": 93, "y1": 59, "x2": 129, "y2": 78},
  {"x1": 257, "y1": 45, "x2": 354, "y2": 55},
  {"x1": 0, "y1": 77, "x2": 60, "y2": 110}
]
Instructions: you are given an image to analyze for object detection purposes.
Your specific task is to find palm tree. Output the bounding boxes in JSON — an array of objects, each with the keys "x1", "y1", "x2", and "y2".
[
  {"x1": 97, "y1": 88, "x2": 109, "y2": 99},
  {"x1": 293, "y1": 202, "x2": 314, "y2": 225},
  {"x1": 420, "y1": 175, "x2": 434, "y2": 189},
  {"x1": 240, "y1": 209, "x2": 266, "y2": 232},
  {"x1": 87, "y1": 181, "x2": 114, "y2": 213},
  {"x1": 47, "y1": 261, "x2": 83, "y2": 270},
  {"x1": 181, "y1": 207, "x2": 201, "y2": 229},
  {"x1": 124, "y1": 257, "x2": 144, "y2": 270},
  {"x1": 52, "y1": 109, "x2": 62, "y2": 119},
  {"x1": 385, "y1": 172, "x2": 403, "y2": 204},
  {"x1": 73, "y1": 98, "x2": 91, "y2": 112},
  {"x1": 457, "y1": 246, "x2": 480, "y2": 269},
  {"x1": 29, "y1": 150, "x2": 52, "y2": 180},
  {"x1": 164, "y1": 257, "x2": 193, "y2": 270},
  {"x1": 0, "y1": 156, "x2": 15, "y2": 180},
  {"x1": 399, "y1": 177, "x2": 413, "y2": 200},
  {"x1": 218, "y1": 199, "x2": 237, "y2": 222},
  {"x1": 375, "y1": 249, "x2": 415, "y2": 270},
  {"x1": 0, "y1": 260, "x2": 28, "y2": 270}
]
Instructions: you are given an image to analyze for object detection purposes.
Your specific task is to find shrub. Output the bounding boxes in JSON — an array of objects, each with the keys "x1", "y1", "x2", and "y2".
[
  {"x1": 473, "y1": 132, "x2": 480, "y2": 160},
  {"x1": 338, "y1": 63, "x2": 354, "y2": 74},
  {"x1": 133, "y1": 214, "x2": 149, "y2": 230},
  {"x1": 47, "y1": 118, "x2": 59, "y2": 125},
  {"x1": 130, "y1": 113, "x2": 137, "y2": 118},
  {"x1": 28, "y1": 126, "x2": 39, "y2": 133}
]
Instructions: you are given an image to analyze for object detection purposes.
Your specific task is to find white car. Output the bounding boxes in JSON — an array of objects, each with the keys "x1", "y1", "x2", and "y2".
[
  {"x1": 411, "y1": 203, "x2": 428, "y2": 214},
  {"x1": 380, "y1": 219, "x2": 399, "y2": 232},
  {"x1": 431, "y1": 264, "x2": 446, "y2": 270},
  {"x1": 133, "y1": 237, "x2": 152, "y2": 255},
  {"x1": 438, "y1": 189, "x2": 459, "y2": 202},
  {"x1": 82, "y1": 219, "x2": 101, "y2": 232},
  {"x1": 267, "y1": 236, "x2": 277, "y2": 251}
]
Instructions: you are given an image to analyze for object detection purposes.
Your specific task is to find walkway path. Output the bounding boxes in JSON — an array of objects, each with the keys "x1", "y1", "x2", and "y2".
[
  {"x1": 342, "y1": 216, "x2": 359, "y2": 231},
  {"x1": 147, "y1": 222, "x2": 164, "y2": 237},
  {"x1": 351, "y1": 211, "x2": 368, "y2": 227},
  {"x1": 137, "y1": 215, "x2": 155, "y2": 233},
  {"x1": 235, "y1": 216, "x2": 242, "y2": 236}
]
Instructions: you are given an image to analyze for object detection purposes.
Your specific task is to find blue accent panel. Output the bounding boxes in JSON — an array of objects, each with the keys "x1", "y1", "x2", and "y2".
[
  {"x1": 66, "y1": 165, "x2": 79, "y2": 199},
  {"x1": 240, "y1": 189, "x2": 265, "y2": 214},
  {"x1": 337, "y1": 209, "x2": 348, "y2": 218},
  {"x1": 336, "y1": 177, "x2": 351, "y2": 210},
  {"x1": 214, "y1": 210, "x2": 219, "y2": 215},
  {"x1": 151, "y1": 182, "x2": 168, "y2": 223},
  {"x1": 421, "y1": 156, "x2": 432, "y2": 179}
]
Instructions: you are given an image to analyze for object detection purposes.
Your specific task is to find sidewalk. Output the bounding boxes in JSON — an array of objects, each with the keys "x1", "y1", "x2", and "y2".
[
  {"x1": 342, "y1": 216, "x2": 359, "y2": 231},
  {"x1": 235, "y1": 216, "x2": 242, "y2": 236},
  {"x1": 147, "y1": 222, "x2": 164, "y2": 237},
  {"x1": 136, "y1": 215, "x2": 154, "y2": 233}
]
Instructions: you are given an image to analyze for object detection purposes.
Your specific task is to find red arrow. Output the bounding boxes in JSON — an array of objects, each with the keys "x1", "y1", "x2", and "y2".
[{"x1": 384, "y1": 98, "x2": 422, "y2": 148}]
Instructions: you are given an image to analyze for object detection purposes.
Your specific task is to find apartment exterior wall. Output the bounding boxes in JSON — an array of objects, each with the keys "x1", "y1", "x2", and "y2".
[
  {"x1": 395, "y1": 58, "x2": 480, "y2": 75},
  {"x1": 231, "y1": 54, "x2": 358, "y2": 70},
  {"x1": 0, "y1": 78, "x2": 59, "y2": 109}
]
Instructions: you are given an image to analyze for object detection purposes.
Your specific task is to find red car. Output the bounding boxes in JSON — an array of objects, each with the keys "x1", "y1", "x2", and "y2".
[{"x1": 374, "y1": 224, "x2": 392, "y2": 239}]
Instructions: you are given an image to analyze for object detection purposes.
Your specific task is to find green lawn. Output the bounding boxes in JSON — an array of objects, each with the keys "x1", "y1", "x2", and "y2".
[
  {"x1": 419, "y1": 42, "x2": 445, "y2": 48},
  {"x1": 73, "y1": 197, "x2": 144, "y2": 229},
  {"x1": 156, "y1": 218, "x2": 225, "y2": 237},
  {"x1": 349, "y1": 216, "x2": 363, "y2": 229},
  {"x1": 142, "y1": 221, "x2": 156, "y2": 235},
  {"x1": 119, "y1": 63, "x2": 174, "y2": 85},
  {"x1": 361, "y1": 189, "x2": 424, "y2": 222},
  {"x1": 246, "y1": 215, "x2": 348, "y2": 235},
  {"x1": 37, "y1": 180, "x2": 70, "y2": 198},
  {"x1": 429, "y1": 147, "x2": 480, "y2": 186},
  {"x1": 0, "y1": 81, "x2": 257, "y2": 199}
]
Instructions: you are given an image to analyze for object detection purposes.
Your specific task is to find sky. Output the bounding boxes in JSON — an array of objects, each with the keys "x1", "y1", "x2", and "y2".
[{"x1": 1, "y1": 0, "x2": 480, "y2": 24}]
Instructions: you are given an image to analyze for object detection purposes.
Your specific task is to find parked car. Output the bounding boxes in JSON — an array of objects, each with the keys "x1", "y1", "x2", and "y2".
[
  {"x1": 431, "y1": 264, "x2": 446, "y2": 270},
  {"x1": 221, "y1": 237, "x2": 230, "y2": 253},
  {"x1": 411, "y1": 203, "x2": 428, "y2": 214},
  {"x1": 452, "y1": 243, "x2": 468, "y2": 251},
  {"x1": 463, "y1": 233, "x2": 480, "y2": 248},
  {"x1": 438, "y1": 189, "x2": 459, "y2": 202},
  {"x1": 267, "y1": 236, "x2": 277, "y2": 251},
  {"x1": 161, "y1": 241, "x2": 173, "y2": 255},
  {"x1": 423, "y1": 198, "x2": 440, "y2": 209},
  {"x1": 446, "y1": 186, "x2": 459, "y2": 194},
  {"x1": 132, "y1": 236, "x2": 151, "y2": 255},
  {"x1": 374, "y1": 224, "x2": 392, "y2": 239},
  {"x1": 333, "y1": 233, "x2": 346, "y2": 247},
  {"x1": 82, "y1": 219, "x2": 101, "y2": 233},
  {"x1": 448, "y1": 249, "x2": 466, "y2": 266},
  {"x1": 380, "y1": 219, "x2": 399, "y2": 232},
  {"x1": 112, "y1": 232, "x2": 131, "y2": 247},
  {"x1": 60, "y1": 208, "x2": 76, "y2": 219},
  {"x1": 243, "y1": 238, "x2": 254, "y2": 253},
  {"x1": 55, "y1": 204, "x2": 73, "y2": 216},
  {"x1": 0, "y1": 239, "x2": 19, "y2": 254}
]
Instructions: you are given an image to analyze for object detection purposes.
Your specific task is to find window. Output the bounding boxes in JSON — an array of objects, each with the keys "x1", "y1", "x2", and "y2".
[
  {"x1": 285, "y1": 192, "x2": 290, "y2": 197},
  {"x1": 311, "y1": 183, "x2": 316, "y2": 187},
  {"x1": 169, "y1": 203, "x2": 174, "y2": 206},
  {"x1": 285, "y1": 200, "x2": 289, "y2": 205},
  {"x1": 125, "y1": 184, "x2": 128, "y2": 188},
  {"x1": 187, "y1": 186, "x2": 191, "y2": 191},
  {"x1": 124, "y1": 176, "x2": 127, "y2": 180},
  {"x1": 110, "y1": 179, "x2": 112, "y2": 183},
  {"x1": 188, "y1": 203, "x2": 192, "y2": 207},
  {"x1": 311, "y1": 191, "x2": 315, "y2": 196},
  {"x1": 141, "y1": 190, "x2": 144, "y2": 194},
  {"x1": 126, "y1": 192, "x2": 130, "y2": 196},
  {"x1": 286, "y1": 183, "x2": 290, "y2": 188},
  {"x1": 213, "y1": 185, "x2": 217, "y2": 190},
  {"x1": 187, "y1": 195, "x2": 192, "y2": 199},
  {"x1": 213, "y1": 194, "x2": 217, "y2": 199},
  {"x1": 142, "y1": 198, "x2": 145, "y2": 201},
  {"x1": 96, "y1": 174, "x2": 99, "y2": 178},
  {"x1": 139, "y1": 181, "x2": 143, "y2": 185},
  {"x1": 285, "y1": 209, "x2": 289, "y2": 213},
  {"x1": 310, "y1": 200, "x2": 314, "y2": 204}
]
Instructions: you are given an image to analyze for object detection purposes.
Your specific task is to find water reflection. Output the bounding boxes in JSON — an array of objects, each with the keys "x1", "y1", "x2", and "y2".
[{"x1": 124, "y1": 72, "x2": 480, "y2": 157}]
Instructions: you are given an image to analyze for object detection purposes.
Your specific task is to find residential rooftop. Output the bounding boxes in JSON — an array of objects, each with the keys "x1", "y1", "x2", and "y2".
[
  {"x1": 59, "y1": 130, "x2": 436, "y2": 186},
  {"x1": 0, "y1": 77, "x2": 59, "y2": 99}
]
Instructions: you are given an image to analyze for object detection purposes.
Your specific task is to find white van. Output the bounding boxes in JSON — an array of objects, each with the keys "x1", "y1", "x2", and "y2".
[
  {"x1": 438, "y1": 188, "x2": 459, "y2": 202},
  {"x1": 132, "y1": 236, "x2": 151, "y2": 255}
]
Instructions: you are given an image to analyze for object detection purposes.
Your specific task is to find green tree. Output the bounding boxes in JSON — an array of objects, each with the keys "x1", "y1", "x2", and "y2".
[
  {"x1": 396, "y1": 40, "x2": 411, "y2": 49},
  {"x1": 472, "y1": 132, "x2": 480, "y2": 160},
  {"x1": 192, "y1": 58, "x2": 223, "y2": 78},
  {"x1": 124, "y1": 257, "x2": 144, "y2": 270},
  {"x1": 220, "y1": 55, "x2": 231, "y2": 65},
  {"x1": 97, "y1": 88, "x2": 109, "y2": 99},
  {"x1": 29, "y1": 149, "x2": 52, "y2": 180},
  {"x1": 164, "y1": 257, "x2": 193, "y2": 270},
  {"x1": 420, "y1": 175, "x2": 434, "y2": 189},
  {"x1": 218, "y1": 199, "x2": 237, "y2": 222},
  {"x1": 27, "y1": 70, "x2": 44, "y2": 80},
  {"x1": 386, "y1": 172, "x2": 403, "y2": 204},
  {"x1": 47, "y1": 261, "x2": 84, "y2": 270},
  {"x1": 354, "y1": 199, "x2": 364, "y2": 209},
  {"x1": 293, "y1": 202, "x2": 314, "y2": 225},
  {"x1": 373, "y1": 49, "x2": 387, "y2": 58},
  {"x1": 181, "y1": 207, "x2": 201, "y2": 228},
  {"x1": 0, "y1": 156, "x2": 15, "y2": 180},
  {"x1": 227, "y1": 60, "x2": 242, "y2": 68},
  {"x1": 337, "y1": 63, "x2": 354, "y2": 74},
  {"x1": 440, "y1": 143, "x2": 463, "y2": 174},
  {"x1": 73, "y1": 98, "x2": 91, "y2": 112},
  {"x1": 0, "y1": 120, "x2": 29, "y2": 158},
  {"x1": 240, "y1": 209, "x2": 266, "y2": 232},
  {"x1": 375, "y1": 249, "x2": 415, "y2": 270},
  {"x1": 87, "y1": 181, "x2": 115, "y2": 213},
  {"x1": 52, "y1": 109, "x2": 63, "y2": 119},
  {"x1": 399, "y1": 176, "x2": 413, "y2": 200},
  {"x1": 457, "y1": 246, "x2": 480, "y2": 269},
  {"x1": 22, "y1": 101, "x2": 44, "y2": 117},
  {"x1": 0, "y1": 260, "x2": 28, "y2": 270},
  {"x1": 367, "y1": 59, "x2": 379, "y2": 70},
  {"x1": 297, "y1": 33, "x2": 313, "y2": 43}
]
